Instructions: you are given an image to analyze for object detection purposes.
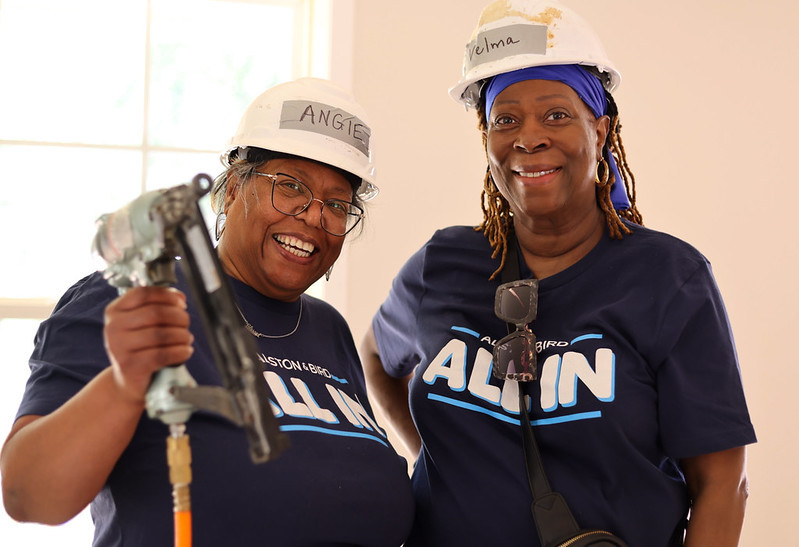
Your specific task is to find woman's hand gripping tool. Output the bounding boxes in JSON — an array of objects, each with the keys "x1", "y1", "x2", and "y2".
[{"x1": 93, "y1": 173, "x2": 289, "y2": 463}]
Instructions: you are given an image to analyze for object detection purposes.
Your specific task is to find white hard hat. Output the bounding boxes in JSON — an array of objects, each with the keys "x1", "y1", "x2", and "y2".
[
  {"x1": 449, "y1": 0, "x2": 621, "y2": 109},
  {"x1": 225, "y1": 77, "x2": 378, "y2": 201}
]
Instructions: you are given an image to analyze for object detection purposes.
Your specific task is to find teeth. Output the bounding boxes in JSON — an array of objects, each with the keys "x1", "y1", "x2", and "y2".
[
  {"x1": 517, "y1": 168, "x2": 558, "y2": 178},
  {"x1": 274, "y1": 235, "x2": 314, "y2": 258}
]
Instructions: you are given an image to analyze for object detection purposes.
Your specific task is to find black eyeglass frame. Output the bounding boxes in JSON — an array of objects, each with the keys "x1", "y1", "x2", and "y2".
[
  {"x1": 493, "y1": 279, "x2": 539, "y2": 382},
  {"x1": 255, "y1": 171, "x2": 365, "y2": 237}
]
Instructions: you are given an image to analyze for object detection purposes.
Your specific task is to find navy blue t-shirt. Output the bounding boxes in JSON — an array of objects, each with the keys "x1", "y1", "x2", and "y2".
[
  {"x1": 372, "y1": 224, "x2": 756, "y2": 547},
  {"x1": 17, "y1": 272, "x2": 414, "y2": 546}
]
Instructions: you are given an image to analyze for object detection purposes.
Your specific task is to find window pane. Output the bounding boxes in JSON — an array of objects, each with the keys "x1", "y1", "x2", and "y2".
[
  {"x1": 145, "y1": 150, "x2": 223, "y2": 192},
  {"x1": 146, "y1": 150, "x2": 225, "y2": 233},
  {"x1": 0, "y1": 145, "x2": 142, "y2": 299},
  {"x1": 148, "y1": 0, "x2": 300, "y2": 150},
  {"x1": 0, "y1": 0, "x2": 320, "y2": 307},
  {"x1": 0, "y1": 0, "x2": 146, "y2": 145}
]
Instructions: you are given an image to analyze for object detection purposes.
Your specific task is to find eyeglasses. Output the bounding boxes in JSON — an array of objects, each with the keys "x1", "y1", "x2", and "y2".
[
  {"x1": 255, "y1": 172, "x2": 365, "y2": 237},
  {"x1": 492, "y1": 279, "x2": 539, "y2": 382}
]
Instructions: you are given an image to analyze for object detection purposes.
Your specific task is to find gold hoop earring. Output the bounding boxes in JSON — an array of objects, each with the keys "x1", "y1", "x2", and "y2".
[{"x1": 595, "y1": 158, "x2": 610, "y2": 188}]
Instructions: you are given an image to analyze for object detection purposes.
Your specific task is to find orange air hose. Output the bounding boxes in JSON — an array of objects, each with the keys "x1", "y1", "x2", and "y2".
[{"x1": 167, "y1": 425, "x2": 193, "y2": 547}]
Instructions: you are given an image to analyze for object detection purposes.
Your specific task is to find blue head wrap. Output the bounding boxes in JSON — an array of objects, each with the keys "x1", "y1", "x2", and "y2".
[{"x1": 484, "y1": 64, "x2": 629, "y2": 210}]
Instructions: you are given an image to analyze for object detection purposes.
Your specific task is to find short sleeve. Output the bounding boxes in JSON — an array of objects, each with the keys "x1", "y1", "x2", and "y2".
[
  {"x1": 16, "y1": 273, "x2": 116, "y2": 419},
  {"x1": 654, "y1": 261, "x2": 756, "y2": 459},
  {"x1": 371, "y1": 245, "x2": 428, "y2": 378}
]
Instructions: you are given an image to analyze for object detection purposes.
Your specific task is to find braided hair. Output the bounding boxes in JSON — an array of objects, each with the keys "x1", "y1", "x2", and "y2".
[{"x1": 475, "y1": 82, "x2": 643, "y2": 280}]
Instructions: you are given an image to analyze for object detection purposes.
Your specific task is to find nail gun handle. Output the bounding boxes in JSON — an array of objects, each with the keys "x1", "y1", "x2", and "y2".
[{"x1": 173, "y1": 174, "x2": 289, "y2": 463}]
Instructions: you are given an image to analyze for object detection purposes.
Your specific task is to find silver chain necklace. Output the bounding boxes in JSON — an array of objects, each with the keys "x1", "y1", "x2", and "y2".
[{"x1": 237, "y1": 299, "x2": 303, "y2": 339}]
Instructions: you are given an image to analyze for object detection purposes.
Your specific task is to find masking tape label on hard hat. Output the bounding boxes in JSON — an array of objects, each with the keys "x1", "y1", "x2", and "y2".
[
  {"x1": 465, "y1": 24, "x2": 548, "y2": 71},
  {"x1": 280, "y1": 100, "x2": 371, "y2": 157}
]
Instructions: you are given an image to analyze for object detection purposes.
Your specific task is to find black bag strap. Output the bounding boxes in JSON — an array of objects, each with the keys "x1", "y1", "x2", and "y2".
[{"x1": 501, "y1": 231, "x2": 582, "y2": 547}]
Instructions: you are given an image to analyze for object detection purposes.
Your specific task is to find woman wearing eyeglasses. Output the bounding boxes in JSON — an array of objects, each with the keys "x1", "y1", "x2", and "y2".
[
  {"x1": 1, "y1": 78, "x2": 413, "y2": 546},
  {"x1": 361, "y1": 2, "x2": 755, "y2": 546}
]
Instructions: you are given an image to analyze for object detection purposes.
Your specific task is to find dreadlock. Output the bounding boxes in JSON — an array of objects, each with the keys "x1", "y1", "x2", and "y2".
[{"x1": 475, "y1": 82, "x2": 643, "y2": 280}]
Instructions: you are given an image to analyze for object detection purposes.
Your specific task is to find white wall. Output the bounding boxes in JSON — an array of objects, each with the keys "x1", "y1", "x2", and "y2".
[{"x1": 343, "y1": 1, "x2": 799, "y2": 544}]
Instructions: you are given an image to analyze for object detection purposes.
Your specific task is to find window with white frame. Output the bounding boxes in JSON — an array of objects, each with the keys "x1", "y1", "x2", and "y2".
[{"x1": 0, "y1": 0, "x2": 334, "y2": 543}]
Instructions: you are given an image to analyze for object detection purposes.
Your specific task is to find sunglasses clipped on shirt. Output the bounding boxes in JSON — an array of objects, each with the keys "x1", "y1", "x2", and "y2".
[{"x1": 492, "y1": 279, "x2": 539, "y2": 382}]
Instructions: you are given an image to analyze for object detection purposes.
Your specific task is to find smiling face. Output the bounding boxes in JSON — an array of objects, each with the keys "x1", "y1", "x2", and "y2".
[
  {"x1": 485, "y1": 79, "x2": 609, "y2": 230},
  {"x1": 217, "y1": 157, "x2": 354, "y2": 301}
]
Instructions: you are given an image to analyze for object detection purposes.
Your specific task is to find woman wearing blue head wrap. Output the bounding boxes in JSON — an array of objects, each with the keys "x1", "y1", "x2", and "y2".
[
  {"x1": 479, "y1": 62, "x2": 641, "y2": 279},
  {"x1": 363, "y1": 2, "x2": 755, "y2": 547}
]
